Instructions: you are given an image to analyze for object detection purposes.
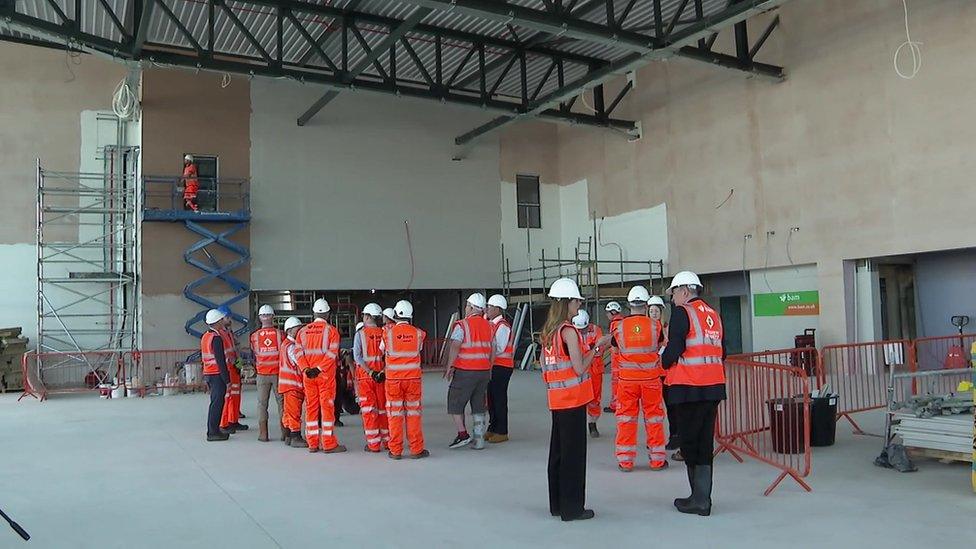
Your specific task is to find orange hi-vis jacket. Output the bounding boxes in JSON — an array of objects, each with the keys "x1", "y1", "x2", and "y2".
[
  {"x1": 250, "y1": 327, "x2": 284, "y2": 376},
  {"x1": 295, "y1": 319, "x2": 339, "y2": 372},
  {"x1": 453, "y1": 315, "x2": 492, "y2": 371},
  {"x1": 582, "y1": 325, "x2": 605, "y2": 374},
  {"x1": 201, "y1": 329, "x2": 235, "y2": 376},
  {"x1": 490, "y1": 315, "x2": 515, "y2": 368},
  {"x1": 614, "y1": 315, "x2": 663, "y2": 381},
  {"x1": 183, "y1": 163, "x2": 199, "y2": 196},
  {"x1": 542, "y1": 322, "x2": 594, "y2": 410},
  {"x1": 385, "y1": 322, "x2": 426, "y2": 380},
  {"x1": 666, "y1": 301, "x2": 725, "y2": 387},
  {"x1": 360, "y1": 326, "x2": 385, "y2": 373},
  {"x1": 277, "y1": 337, "x2": 304, "y2": 394},
  {"x1": 609, "y1": 315, "x2": 623, "y2": 371}
]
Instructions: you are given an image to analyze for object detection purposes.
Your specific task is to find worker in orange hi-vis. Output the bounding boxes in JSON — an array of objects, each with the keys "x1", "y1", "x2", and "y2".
[
  {"x1": 218, "y1": 312, "x2": 247, "y2": 434},
  {"x1": 380, "y1": 300, "x2": 429, "y2": 460},
  {"x1": 648, "y1": 295, "x2": 679, "y2": 454},
  {"x1": 294, "y1": 298, "x2": 347, "y2": 454},
  {"x1": 354, "y1": 303, "x2": 389, "y2": 452},
  {"x1": 612, "y1": 286, "x2": 667, "y2": 472},
  {"x1": 573, "y1": 310, "x2": 605, "y2": 439},
  {"x1": 603, "y1": 301, "x2": 625, "y2": 414},
  {"x1": 182, "y1": 154, "x2": 200, "y2": 212},
  {"x1": 278, "y1": 317, "x2": 307, "y2": 449},
  {"x1": 250, "y1": 304, "x2": 285, "y2": 442}
]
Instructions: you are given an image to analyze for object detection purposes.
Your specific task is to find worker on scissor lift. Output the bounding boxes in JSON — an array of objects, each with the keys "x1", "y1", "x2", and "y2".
[{"x1": 182, "y1": 154, "x2": 199, "y2": 212}]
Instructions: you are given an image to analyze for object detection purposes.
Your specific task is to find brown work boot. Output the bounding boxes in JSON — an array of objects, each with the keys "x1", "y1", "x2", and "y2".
[
  {"x1": 308, "y1": 447, "x2": 320, "y2": 453},
  {"x1": 409, "y1": 449, "x2": 431, "y2": 459},
  {"x1": 258, "y1": 421, "x2": 269, "y2": 442},
  {"x1": 323, "y1": 445, "x2": 347, "y2": 454},
  {"x1": 290, "y1": 431, "x2": 307, "y2": 448},
  {"x1": 488, "y1": 434, "x2": 509, "y2": 443}
]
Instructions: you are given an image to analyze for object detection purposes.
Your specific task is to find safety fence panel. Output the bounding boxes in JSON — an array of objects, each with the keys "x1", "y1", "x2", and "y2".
[
  {"x1": 715, "y1": 357, "x2": 812, "y2": 496},
  {"x1": 732, "y1": 348, "x2": 819, "y2": 377},
  {"x1": 421, "y1": 337, "x2": 449, "y2": 371},
  {"x1": 913, "y1": 333, "x2": 976, "y2": 371},
  {"x1": 817, "y1": 340, "x2": 911, "y2": 435},
  {"x1": 20, "y1": 351, "x2": 127, "y2": 401},
  {"x1": 126, "y1": 349, "x2": 207, "y2": 396}
]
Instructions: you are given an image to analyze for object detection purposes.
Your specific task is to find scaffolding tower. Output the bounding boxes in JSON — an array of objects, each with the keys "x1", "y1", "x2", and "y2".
[{"x1": 32, "y1": 146, "x2": 141, "y2": 390}]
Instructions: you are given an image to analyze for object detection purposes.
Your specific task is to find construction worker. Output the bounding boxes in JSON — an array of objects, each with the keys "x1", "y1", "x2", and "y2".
[
  {"x1": 182, "y1": 154, "x2": 199, "y2": 212},
  {"x1": 354, "y1": 303, "x2": 389, "y2": 452},
  {"x1": 648, "y1": 295, "x2": 679, "y2": 453},
  {"x1": 663, "y1": 271, "x2": 726, "y2": 517},
  {"x1": 294, "y1": 298, "x2": 347, "y2": 453},
  {"x1": 486, "y1": 294, "x2": 515, "y2": 443},
  {"x1": 381, "y1": 300, "x2": 429, "y2": 459},
  {"x1": 444, "y1": 293, "x2": 494, "y2": 450},
  {"x1": 612, "y1": 286, "x2": 667, "y2": 472},
  {"x1": 216, "y1": 305, "x2": 247, "y2": 420},
  {"x1": 218, "y1": 309, "x2": 246, "y2": 433},
  {"x1": 603, "y1": 301, "x2": 624, "y2": 414},
  {"x1": 278, "y1": 316, "x2": 307, "y2": 448},
  {"x1": 542, "y1": 278, "x2": 611, "y2": 522},
  {"x1": 382, "y1": 307, "x2": 396, "y2": 330},
  {"x1": 573, "y1": 310, "x2": 605, "y2": 438},
  {"x1": 201, "y1": 309, "x2": 233, "y2": 441},
  {"x1": 250, "y1": 304, "x2": 284, "y2": 442}
]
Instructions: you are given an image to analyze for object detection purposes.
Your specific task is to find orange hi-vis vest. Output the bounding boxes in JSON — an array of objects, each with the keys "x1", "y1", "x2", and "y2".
[
  {"x1": 615, "y1": 315, "x2": 663, "y2": 381},
  {"x1": 385, "y1": 322, "x2": 426, "y2": 380},
  {"x1": 201, "y1": 329, "x2": 235, "y2": 375},
  {"x1": 454, "y1": 315, "x2": 492, "y2": 371},
  {"x1": 609, "y1": 315, "x2": 623, "y2": 371},
  {"x1": 250, "y1": 327, "x2": 284, "y2": 376},
  {"x1": 277, "y1": 337, "x2": 304, "y2": 394},
  {"x1": 490, "y1": 316, "x2": 515, "y2": 368},
  {"x1": 666, "y1": 301, "x2": 726, "y2": 387},
  {"x1": 542, "y1": 322, "x2": 594, "y2": 410},
  {"x1": 295, "y1": 319, "x2": 339, "y2": 372},
  {"x1": 361, "y1": 326, "x2": 385, "y2": 372},
  {"x1": 583, "y1": 325, "x2": 605, "y2": 374},
  {"x1": 183, "y1": 163, "x2": 199, "y2": 195}
]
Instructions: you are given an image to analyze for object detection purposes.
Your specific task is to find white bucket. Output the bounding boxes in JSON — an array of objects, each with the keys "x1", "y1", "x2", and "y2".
[
  {"x1": 163, "y1": 374, "x2": 178, "y2": 396},
  {"x1": 111, "y1": 384, "x2": 125, "y2": 399},
  {"x1": 184, "y1": 363, "x2": 202, "y2": 386}
]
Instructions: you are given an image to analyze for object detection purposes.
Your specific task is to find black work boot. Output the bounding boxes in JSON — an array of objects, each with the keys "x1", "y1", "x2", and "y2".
[
  {"x1": 676, "y1": 465, "x2": 712, "y2": 516},
  {"x1": 588, "y1": 422, "x2": 600, "y2": 438},
  {"x1": 673, "y1": 464, "x2": 696, "y2": 507}
]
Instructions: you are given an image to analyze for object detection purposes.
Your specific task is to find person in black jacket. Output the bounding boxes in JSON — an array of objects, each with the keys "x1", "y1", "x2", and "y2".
[{"x1": 202, "y1": 309, "x2": 233, "y2": 441}]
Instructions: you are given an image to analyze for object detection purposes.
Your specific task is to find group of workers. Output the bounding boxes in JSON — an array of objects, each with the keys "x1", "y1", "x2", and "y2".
[{"x1": 199, "y1": 269, "x2": 725, "y2": 520}]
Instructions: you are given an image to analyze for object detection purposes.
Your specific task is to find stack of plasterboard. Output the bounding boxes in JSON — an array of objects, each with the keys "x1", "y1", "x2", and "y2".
[{"x1": 893, "y1": 413, "x2": 972, "y2": 454}]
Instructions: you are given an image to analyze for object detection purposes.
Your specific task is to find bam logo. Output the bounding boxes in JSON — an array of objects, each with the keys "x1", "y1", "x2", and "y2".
[
  {"x1": 633, "y1": 325, "x2": 642, "y2": 334},
  {"x1": 263, "y1": 337, "x2": 273, "y2": 346},
  {"x1": 705, "y1": 316, "x2": 715, "y2": 329}
]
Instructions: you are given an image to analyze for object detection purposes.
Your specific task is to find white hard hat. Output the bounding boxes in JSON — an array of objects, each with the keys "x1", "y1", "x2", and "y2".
[
  {"x1": 394, "y1": 300, "x2": 414, "y2": 319},
  {"x1": 184, "y1": 154, "x2": 194, "y2": 162},
  {"x1": 572, "y1": 309, "x2": 590, "y2": 329},
  {"x1": 487, "y1": 294, "x2": 508, "y2": 309},
  {"x1": 363, "y1": 303, "x2": 383, "y2": 316},
  {"x1": 648, "y1": 295, "x2": 666, "y2": 308},
  {"x1": 548, "y1": 278, "x2": 584, "y2": 300},
  {"x1": 383, "y1": 307, "x2": 396, "y2": 320},
  {"x1": 283, "y1": 316, "x2": 302, "y2": 331},
  {"x1": 467, "y1": 293, "x2": 487, "y2": 309},
  {"x1": 258, "y1": 304, "x2": 274, "y2": 316},
  {"x1": 312, "y1": 298, "x2": 330, "y2": 314},
  {"x1": 605, "y1": 301, "x2": 622, "y2": 313},
  {"x1": 355, "y1": 322, "x2": 364, "y2": 332},
  {"x1": 667, "y1": 271, "x2": 703, "y2": 294},
  {"x1": 627, "y1": 285, "x2": 651, "y2": 304},
  {"x1": 205, "y1": 309, "x2": 226, "y2": 325}
]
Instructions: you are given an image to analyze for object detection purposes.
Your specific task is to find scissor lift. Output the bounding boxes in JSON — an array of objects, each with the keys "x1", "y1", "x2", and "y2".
[{"x1": 142, "y1": 175, "x2": 251, "y2": 338}]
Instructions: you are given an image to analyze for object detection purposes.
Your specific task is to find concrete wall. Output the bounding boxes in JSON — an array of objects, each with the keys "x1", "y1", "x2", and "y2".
[
  {"x1": 140, "y1": 69, "x2": 252, "y2": 348},
  {"x1": 499, "y1": 0, "x2": 976, "y2": 346},
  {"x1": 0, "y1": 44, "x2": 127, "y2": 348},
  {"x1": 248, "y1": 80, "x2": 502, "y2": 291},
  {"x1": 914, "y1": 249, "x2": 976, "y2": 338}
]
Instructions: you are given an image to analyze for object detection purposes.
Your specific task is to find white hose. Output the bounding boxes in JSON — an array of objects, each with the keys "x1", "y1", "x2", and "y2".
[
  {"x1": 112, "y1": 78, "x2": 139, "y2": 120},
  {"x1": 893, "y1": 0, "x2": 922, "y2": 80}
]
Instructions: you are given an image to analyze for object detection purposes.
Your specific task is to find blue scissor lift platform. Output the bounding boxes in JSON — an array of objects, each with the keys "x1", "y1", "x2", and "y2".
[{"x1": 142, "y1": 176, "x2": 251, "y2": 339}]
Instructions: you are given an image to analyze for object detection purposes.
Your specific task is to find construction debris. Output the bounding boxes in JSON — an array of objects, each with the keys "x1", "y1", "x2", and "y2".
[{"x1": 0, "y1": 327, "x2": 28, "y2": 392}]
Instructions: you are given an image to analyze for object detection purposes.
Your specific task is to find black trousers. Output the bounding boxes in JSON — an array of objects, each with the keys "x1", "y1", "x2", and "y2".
[
  {"x1": 487, "y1": 365, "x2": 513, "y2": 435},
  {"x1": 205, "y1": 375, "x2": 227, "y2": 436},
  {"x1": 664, "y1": 386, "x2": 679, "y2": 442},
  {"x1": 674, "y1": 400, "x2": 719, "y2": 466},
  {"x1": 548, "y1": 405, "x2": 587, "y2": 518}
]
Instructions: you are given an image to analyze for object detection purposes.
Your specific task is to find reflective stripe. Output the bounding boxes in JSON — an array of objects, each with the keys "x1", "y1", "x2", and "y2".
[
  {"x1": 322, "y1": 430, "x2": 333, "y2": 436},
  {"x1": 646, "y1": 416, "x2": 664, "y2": 424},
  {"x1": 387, "y1": 363, "x2": 420, "y2": 371},
  {"x1": 360, "y1": 406, "x2": 375, "y2": 413},
  {"x1": 387, "y1": 400, "x2": 404, "y2": 407},
  {"x1": 405, "y1": 401, "x2": 421, "y2": 406},
  {"x1": 618, "y1": 360, "x2": 662, "y2": 370},
  {"x1": 406, "y1": 410, "x2": 422, "y2": 416},
  {"x1": 367, "y1": 437, "x2": 382, "y2": 444},
  {"x1": 377, "y1": 410, "x2": 387, "y2": 415},
  {"x1": 364, "y1": 429, "x2": 380, "y2": 435},
  {"x1": 615, "y1": 415, "x2": 636, "y2": 422}
]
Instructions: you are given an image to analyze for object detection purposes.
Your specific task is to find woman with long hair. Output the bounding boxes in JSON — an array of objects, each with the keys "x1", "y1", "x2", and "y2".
[{"x1": 542, "y1": 278, "x2": 612, "y2": 521}]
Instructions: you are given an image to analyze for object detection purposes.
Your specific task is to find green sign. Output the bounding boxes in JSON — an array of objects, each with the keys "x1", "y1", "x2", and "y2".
[{"x1": 754, "y1": 291, "x2": 820, "y2": 317}]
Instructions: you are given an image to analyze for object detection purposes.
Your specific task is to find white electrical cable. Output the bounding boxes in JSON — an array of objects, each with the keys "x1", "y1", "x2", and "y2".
[
  {"x1": 221, "y1": 73, "x2": 232, "y2": 88},
  {"x1": 579, "y1": 90, "x2": 598, "y2": 114},
  {"x1": 112, "y1": 78, "x2": 138, "y2": 120},
  {"x1": 893, "y1": 0, "x2": 922, "y2": 80}
]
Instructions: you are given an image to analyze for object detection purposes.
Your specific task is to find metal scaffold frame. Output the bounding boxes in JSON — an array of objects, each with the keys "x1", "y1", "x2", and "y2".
[{"x1": 33, "y1": 146, "x2": 141, "y2": 392}]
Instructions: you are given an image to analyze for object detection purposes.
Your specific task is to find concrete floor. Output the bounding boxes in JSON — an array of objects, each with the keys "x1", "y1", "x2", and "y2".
[{"x1": 1, "y1": 372, "x2": 972, "y2": 549}]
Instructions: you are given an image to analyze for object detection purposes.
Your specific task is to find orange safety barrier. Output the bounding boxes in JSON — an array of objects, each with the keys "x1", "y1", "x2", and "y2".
[
  {"x1": 715, "y1": 357, "x2": 812, "y2": 496},
  {"x1": 817, "y1": 340, "x2": 911, "y2": 436},
  {"x1": 733, "y1": 348, "x2": 819, "y2": 376},
  {"x1": 909, "y1": 333, "x2": 975, "y2": 395},
  {"x1": 20, "y1": 350, "x2": 127, "y2": 401}
]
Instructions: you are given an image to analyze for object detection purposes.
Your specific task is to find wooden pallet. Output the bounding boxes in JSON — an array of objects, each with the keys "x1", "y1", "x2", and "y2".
[{"x1": 907, "y1": 446, "x2": 973, "y2": 464}]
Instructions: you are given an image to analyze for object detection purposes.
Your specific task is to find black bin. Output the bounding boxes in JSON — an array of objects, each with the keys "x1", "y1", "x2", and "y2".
[
  {"x1": 767, "y1": 398, "x2": 806, "y2": 454},
  {"x1": 809, "y1": 395, "x2": 838, "y2": 447}
]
